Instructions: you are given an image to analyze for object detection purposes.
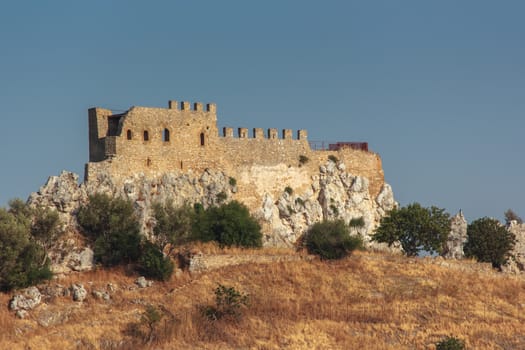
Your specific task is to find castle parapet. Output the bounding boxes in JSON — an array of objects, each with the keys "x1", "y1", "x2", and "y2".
[
  {"x1": 168, "y1": 100, "x2": 216, "y2": 114},
  {"x1": 282, "y1": 129, "x2": 293, "y2": 140},
  {"x1": 223, "y1": 127, "x2": 234, "y2": 137},
  {"x1": 238, "y1": 128, "x2": 248, "y2": 138},
  {"x1": 253, "y1": 128, "x2": 264, "y2": 139},
  {"x1": 194, "y1": 102, "x2": 203, "y2": 111},
  {"x1": 181, "y1": 101, "x2": 191, "y2": 111},
  {"x1": 168, "y1": 100, "x2": 178, "y2": 109},
  {"x1": 268, "y1": 128, "x2": 278, "y2": 139},
  {"x1": 298, "y1": 130, "x2": 308, "y2": 140},
  {"x1": 206, "y1": 103, "x2": 216, "y2": 113}
]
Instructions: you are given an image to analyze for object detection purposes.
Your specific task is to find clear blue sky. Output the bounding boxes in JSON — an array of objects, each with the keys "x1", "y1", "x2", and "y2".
[{"x1": 1, "y1": 1, "x2": 523, "y2": 223}]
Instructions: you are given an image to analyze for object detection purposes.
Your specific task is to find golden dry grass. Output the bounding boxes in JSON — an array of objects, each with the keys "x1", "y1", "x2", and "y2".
[{"x1": 1, "y1": 250, "x2": 525, "y2": 349}]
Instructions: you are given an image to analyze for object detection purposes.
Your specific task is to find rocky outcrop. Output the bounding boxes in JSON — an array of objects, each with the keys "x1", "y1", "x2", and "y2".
[
  {"x1": 444, "y1": 211, "x2": 468, "y2": 259},
  {"x1": 505, "y1": 221, "x2": 525, "y2": 273},
  {"x1": 71, "y1": 284, "x2": 87, "y2": 302},
  {"x1": 28, "y1": 162, "x2": 397, "y2": 270},
  {"x1": 9, "y1": 287, "x2": 42, "y2": 311}
]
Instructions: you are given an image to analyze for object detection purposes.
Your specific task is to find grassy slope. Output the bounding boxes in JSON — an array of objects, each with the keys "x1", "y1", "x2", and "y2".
[{"x1": 1, "y1": 248, "x2": 525, "y2": 349}]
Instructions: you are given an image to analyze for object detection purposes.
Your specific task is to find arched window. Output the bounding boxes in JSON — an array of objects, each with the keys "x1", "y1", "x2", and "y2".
[
  {"x1": 143, "y1": 130, "x2": 149, "y2": 141},
  {"x1": 163, "y1": 128, "x2": 170, "y2": 142},
  {"x1": 127, "y1": 130, "x2": 132, "y2": 140},
  {"x1": 200, "y1": 132, "x2": 205, "y2": 146}
]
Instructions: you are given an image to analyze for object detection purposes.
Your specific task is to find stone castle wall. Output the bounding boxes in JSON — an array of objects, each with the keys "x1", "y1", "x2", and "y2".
[{"x1": 86, "y1": 100, "x2": 385, "y2": 198}]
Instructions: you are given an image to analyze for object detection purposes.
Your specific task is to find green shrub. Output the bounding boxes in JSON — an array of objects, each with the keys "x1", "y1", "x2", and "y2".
[
  {"x1": 31, "y1": 206, "x2": 62, "y2": 257},
  {"x1": 295, "y1": 198, "x2": 305, "y2": 207},
  {"x1": 78, "y1": 194, "x2": 142, "y2": 266},
  {"x1": 299, "y1": 155, "x2": 309, "y2": 165},
  {"x1": 372, "y1": 203, "x2": 450, "y2": 256},
  {"x1": 284, "y1": 186, "x2": 293, "y2": 195},
  {"x1": 216, "y1": 191, "x2": 227, "y2": 203},
  {"x1": 228, "y1": 177, "x2": 237, "y2": 187},
  {"x1": 435, "y1": 336, "x2": 465, "y2": 350},
  {"x1": 349, "y1": 216, "x2": 365, "y2": 228},
  {"x1": 0, "y1": 203, "x2": 53, "y2": 291},
  {"x1": 464, "y1": 217, "x2": 515, "y2": 268},
  {"x1": 152, "y1": 202, "x2": 193, "y2": 252},
  {"x1": 305, "y1": 220, "x2": 363, "y2": 260},
  {"x1": 202, "y1": 284, "x2": 249, "y2": 321},
  {"x1": 328, "y1": 155, "x2": 339, "y2": 163},
  {"x1": 192, "y1": 201, "x2": 262, "y2": 248},
  {"x1": 138, "y1": 241, "x2": 174, "y2": 281},
  {"x1": 126, "y1": 304, "x2": 177, "y2": 345},
  {"x1": 329, "y1": 204, "x2": 339, "y2": 217}
]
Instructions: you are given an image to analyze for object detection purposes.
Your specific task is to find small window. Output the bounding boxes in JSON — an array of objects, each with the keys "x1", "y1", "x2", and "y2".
[
  {"x1": 127, "y1": 130, "x2": 132, "y2": 140},
  {"x1": 163, "y1": 128, "x2": 170, "y2": 142},
  {"x1": 143, "y1": 130, "x2": 149, "y2": 141},
  {"x1": 200, "y1": 132, "x2": 205, "y2": 146}
]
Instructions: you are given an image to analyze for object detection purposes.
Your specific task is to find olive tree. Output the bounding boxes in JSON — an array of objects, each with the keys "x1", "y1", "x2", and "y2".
[{"x1": 372, "y1": 203, "x2": 450, "y2": 256}]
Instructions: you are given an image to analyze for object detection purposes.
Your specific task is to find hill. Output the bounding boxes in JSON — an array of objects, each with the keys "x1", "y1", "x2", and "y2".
[{"x1": 2, "y1": 247, "x2": 524, "y2": 349}]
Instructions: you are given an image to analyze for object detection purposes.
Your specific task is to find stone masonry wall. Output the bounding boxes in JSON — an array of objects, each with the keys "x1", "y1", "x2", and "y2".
[{"x1": 86, "y1": 101, "x2": 385, "y2": 199}]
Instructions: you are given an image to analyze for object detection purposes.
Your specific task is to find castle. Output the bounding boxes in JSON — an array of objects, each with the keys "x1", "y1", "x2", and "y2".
[{"x1": 86, "y1": 100, "x2": 385, "y2": 198}]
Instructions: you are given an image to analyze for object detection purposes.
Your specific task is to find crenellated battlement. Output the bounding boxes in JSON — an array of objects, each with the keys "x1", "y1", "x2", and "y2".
[
  {"x1": 221, "y1": 126, "x2": 308, "y2": 141},
  {"x1": 168, "y1": 100, "x2": 216, "y2": 113}
]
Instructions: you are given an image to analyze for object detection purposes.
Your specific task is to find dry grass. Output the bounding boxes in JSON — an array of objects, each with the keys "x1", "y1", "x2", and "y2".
[{"x1": 2, "y1": 250, "x2": 525, "y2": 349}]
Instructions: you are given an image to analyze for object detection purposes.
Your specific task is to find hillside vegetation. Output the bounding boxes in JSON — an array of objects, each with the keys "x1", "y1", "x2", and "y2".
[{"x1": 1, "y1": 246, "x2": 524, "y2": 349}]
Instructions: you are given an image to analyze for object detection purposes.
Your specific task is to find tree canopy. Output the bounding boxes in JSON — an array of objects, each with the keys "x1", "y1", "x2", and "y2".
[
  {"x1": 464, "y1": 217, "x2": 515, "y2": 268},
  {"x1": 372, "y1": 203, "x2": 450, "y2": 256}
]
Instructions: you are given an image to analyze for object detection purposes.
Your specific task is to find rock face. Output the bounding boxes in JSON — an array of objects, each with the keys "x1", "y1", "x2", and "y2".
[
  {"x1": 9, "y1": 287, "x2": 42, "y2": 311},
  {"x1": 28, "y1": 163, "x2": 397, "y2": 270},
  {"x1": 444, "y1": 211, "x2": 468, "y2": 259},
  {"x1": 71, "y1": 284, "x2": 87, "y2": 302},
  {"x1": 506, "y1": 221, "x2": 525, "y2": 272}
]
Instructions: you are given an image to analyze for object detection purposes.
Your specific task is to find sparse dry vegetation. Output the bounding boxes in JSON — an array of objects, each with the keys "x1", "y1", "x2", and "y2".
[{"x1": 1, "y1": 248, "x2": 525, "y2": 349}]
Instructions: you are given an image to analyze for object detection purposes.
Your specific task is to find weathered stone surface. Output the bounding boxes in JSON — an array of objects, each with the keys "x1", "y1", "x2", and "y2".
[
  {"x1": 9, "y1": 287, "x2": 42, "y2": 311},
  {"x1": 444, "y1": 211, "x2": 468, "y2": 259},
  {"x1": 92, "y1": 290, "x2": 111, "y2": 301},
  {"x1": 71, "y1": 284, "x2": 87, "y2": 302},
  {"x1": 135, "y1": 276, "x2": 152, "y2": 288},
  {"x1": 29, "y1": 163, "x2": 396, "y2": 252},
  {"x1": 505, "y1": 221, "x2": 525, "y2": 273},
  {"x1": 69, "y1": 248, "x2": 95, "y2": 272}
]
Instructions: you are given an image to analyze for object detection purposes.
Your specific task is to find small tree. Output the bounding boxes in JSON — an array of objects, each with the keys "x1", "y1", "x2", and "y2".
[
  {"x1": 372, "y1": 203, "x2": 450, "y2": 256},
  {"x1": 436, "y1": 336, "x2": 465, "y2": 350},
  {"x1": 305, "y1": 220, "x2": 363, "y2": 260},
  {"x1": 192, "y1": 201, "x2": 262, "y2": 248},
  {"x1": 202, "y1": 284, "x2": 250, "y2": 321},
  {"x1": 464, "y1": 217, "x2": 515, "y2": 268},
  {"x1": 77, "y1": 194, "x2": 142, "y2": 266},
  {"x1": 504, "y1": 209, "x2": 523, "y2": 225},
  {"x1": 31, "y1": 207, "x2": 62, "y2": 264},
  {"x1": 138, "y1": 241, "x2": 174, "y2": 281},
  {"x1": 152, "y1": 202, "x2": 193, "y2": 253},
  {"x1": 0, "y1": 204, "x2": 52, "y2": 291}
]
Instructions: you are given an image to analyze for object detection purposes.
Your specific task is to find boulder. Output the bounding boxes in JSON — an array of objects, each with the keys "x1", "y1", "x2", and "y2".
[
  {"x1": 444, "y1": 210, "x2": 468, "y2": 259},
  {"x1": 135, "y1": 276, "x2": 152, "y2": 288},
  {"x1": 9, "y1": 287, "x2": 42, "y2": 311},
  {"x1": 71, "y1": 284, "x2": 87, "y2": 302}
]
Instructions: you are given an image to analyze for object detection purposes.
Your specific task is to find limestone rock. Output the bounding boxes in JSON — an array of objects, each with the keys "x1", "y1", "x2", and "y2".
[
  {"x1": 16, "y1": 310, "x2": 28, "y2": 319},
  {"x1": 92, "y1": 290, "x2": 111, "y2": 301},
  {"x1": 29, "y1": 161, "x2": 397, "y2": 253},
  {"x1": 9, "y1": 287, "x2": 42, "y2": 311},
  {"x1": 135, "y1": 276, "x2": 152, "y2": 288},
  {"x1": 506, "y1": 221, "x2": 525, "y2": 272},
  {"x1": 444, "y1": 210, "x2": 468, "y2": 259},
  {"x1": 69, "y1": 248, "x2": 94, "y2": 272},
  {"x1": 71, "y1": 284, "x2": 87, "y2": 302}
]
